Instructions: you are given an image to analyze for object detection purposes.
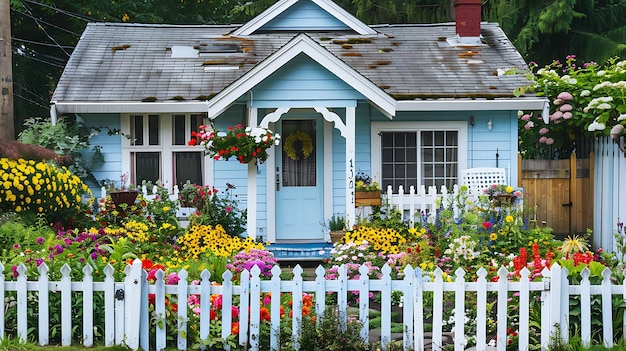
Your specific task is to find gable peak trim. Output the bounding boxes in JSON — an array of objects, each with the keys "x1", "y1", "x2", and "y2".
[{"x1": 233, "y1": 0, "x2": 376, "y2": 35}]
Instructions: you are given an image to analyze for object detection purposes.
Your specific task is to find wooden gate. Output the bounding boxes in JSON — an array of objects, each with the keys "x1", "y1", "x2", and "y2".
[{"x1": 517, "y1": 153, "x2": 594, "y2": 237}]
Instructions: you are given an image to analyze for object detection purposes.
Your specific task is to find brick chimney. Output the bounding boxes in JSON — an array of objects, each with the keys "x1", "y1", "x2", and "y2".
[{"x1": 455, "y1": 0, "x2": 482, "y2": 38}]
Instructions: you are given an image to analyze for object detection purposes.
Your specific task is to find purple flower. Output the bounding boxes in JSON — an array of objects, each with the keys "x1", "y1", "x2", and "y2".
[{"x1": 37, "y1": 237, "x2": 44, "y2": 245}]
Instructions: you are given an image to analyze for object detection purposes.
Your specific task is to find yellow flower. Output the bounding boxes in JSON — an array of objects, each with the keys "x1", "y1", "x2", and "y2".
[
  {"x1": 505, "y1": 215, "x2": 514, "y2": 223},
  {"x1": 489, "y1": 233, "x2": 498, "y2": 241},
  {"x1": 163, "y1": 206, "x2": 170, "y2": 212}
]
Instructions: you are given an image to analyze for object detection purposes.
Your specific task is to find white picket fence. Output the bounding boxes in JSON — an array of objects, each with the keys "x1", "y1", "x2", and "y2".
[
  {"x1": 593, "y1": 136, "x2": 626, "y2": 253},
  {"x1": 2, "y1": 260, "x2": 624, "y2": 351}
]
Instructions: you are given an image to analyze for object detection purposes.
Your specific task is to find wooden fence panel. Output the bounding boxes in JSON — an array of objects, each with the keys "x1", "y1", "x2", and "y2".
[{"x1": 519, "y1": 155, "x2": 593, "y2": 236}]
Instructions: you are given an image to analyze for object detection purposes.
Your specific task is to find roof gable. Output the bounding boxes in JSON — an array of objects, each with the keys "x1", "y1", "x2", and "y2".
[
  {"x1": 233, "y1": 0, "x2": 376, "y2": 35},
  {"x1": 207, "y1": 34, "x2": 395, "y2": 118}
]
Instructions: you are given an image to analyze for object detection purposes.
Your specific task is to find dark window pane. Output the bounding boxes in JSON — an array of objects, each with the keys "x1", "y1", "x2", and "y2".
[
  {"x1": 134, "y1": 152, "x2": 160, "y2": 185},
  {"x1": 132, "y1": 116, "x2": 144, "y2": 145},
  {"x1": 191, "y1": 114, "x2": 204, "y2": 133},
  {"x1": 149, "y1": 115, "x2": 159, "y2": 145},
  {"x1": 173, "y1": 115, "x2": 186, "y2": 145},
  {"x1": 434, "y1": 131, "x2": 445, "y2": 146},
  {"x1": 382, "y1": 133, "x2": 393, "y2": 147},
  {"x1": 394, "y1": 148, "x2": 406, "y2": 162},
  {"x1": 175, "y1": 152, "x2": 202, "y2": 188}
]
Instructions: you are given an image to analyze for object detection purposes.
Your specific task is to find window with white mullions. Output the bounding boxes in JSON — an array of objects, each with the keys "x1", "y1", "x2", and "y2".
[{"x1": 375, "y1": 122, "x2": 465, "y2": 193}]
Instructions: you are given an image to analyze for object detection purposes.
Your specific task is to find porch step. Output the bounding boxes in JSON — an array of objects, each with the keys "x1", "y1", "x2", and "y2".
[{"x1": 266, "y1": 242, "x2": 333, "y2": 262}]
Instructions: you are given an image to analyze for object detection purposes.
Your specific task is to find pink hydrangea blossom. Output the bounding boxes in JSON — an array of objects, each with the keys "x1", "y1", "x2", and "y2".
[
  {"x1": 563, "y1": 112, "x2": 573, "y2": 119},
  {"x1": 521, "y1": 114, "x2": 531, "y2": 121},
  {"x1": 539, "y1": 128, "x2": 549, "y2": 135},
  {"x1": 539, "y1": 136, "x2": 547, "y2": 143},
  {"x1": 560, "y1": 104, "x2": 573, "y2": 112},
  {"x1": 557, "y1": 92, "x2": 574, "y2": 100},
  {"x1": 545, "y1": 138, "x2": 555, "y2": 145}
]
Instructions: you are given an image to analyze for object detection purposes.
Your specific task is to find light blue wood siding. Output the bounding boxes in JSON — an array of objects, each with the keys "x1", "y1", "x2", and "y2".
[
  {"x1": 259, "y1": 0, "x2": 350, "y2": 31},
  {"x1": 250, "y1": 54, "x2": 364, "y2": 107},
  {"x1": 81, "y1": 114, "x2": 122, "y2": 196},
  {"x1": 212, "y1": 104, "x2": 269, "y2": 238}
]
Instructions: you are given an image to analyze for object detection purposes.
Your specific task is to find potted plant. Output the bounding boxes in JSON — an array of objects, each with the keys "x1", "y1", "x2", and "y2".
[
  {"x1": 354, "y1": 171, "x2": 381, "y2": 206},
  {"x1": 188, "y1": 123, "x2": 280, "y2": 164},
  {"x1": 105, "y1": 173, "x2": 139, "y2": 208},
  {"x1": 328, "y1": 215, "x2": 347, "y2": 243}
]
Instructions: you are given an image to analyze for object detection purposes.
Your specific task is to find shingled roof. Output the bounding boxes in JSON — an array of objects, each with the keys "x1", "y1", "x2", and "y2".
[{"x1": 51, "y1": 21, "x2": 534, "y2": 105}]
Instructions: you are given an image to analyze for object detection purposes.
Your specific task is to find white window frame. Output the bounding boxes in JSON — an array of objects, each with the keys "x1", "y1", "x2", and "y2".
[
  {"x1": 370, "y1": 121, "x2": 468, "y2": 192},
  {"x1": 121, "y1": 113, "x2": 212, "y2": 192}
]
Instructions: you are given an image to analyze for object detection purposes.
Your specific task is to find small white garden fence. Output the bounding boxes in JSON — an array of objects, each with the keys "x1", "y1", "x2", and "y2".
[{"x1": 2, "y1": 260, "x2": 624, "y2": 351}]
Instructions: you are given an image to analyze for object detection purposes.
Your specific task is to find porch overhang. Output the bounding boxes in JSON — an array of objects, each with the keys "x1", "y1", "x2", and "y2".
[{"x1": 396, "y1": 97, "x2": 550, "y2": 123}]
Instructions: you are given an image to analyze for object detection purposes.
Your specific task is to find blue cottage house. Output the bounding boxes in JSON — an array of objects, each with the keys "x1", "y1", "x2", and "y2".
[{"x1": 50, "y1": 0, "x2": 546, "y2": 244}]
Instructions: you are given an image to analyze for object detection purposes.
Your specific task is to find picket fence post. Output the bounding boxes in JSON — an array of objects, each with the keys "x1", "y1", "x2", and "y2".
[
  {"x1": 177, "y1": 269, "x2": 189, "y2": 350},
  {"x1": 380, "y1": 264, "x2": 392, "y2": 349},
  {"x1": 155, "y1": 269, "x2": 167, "y2": 351},
  {"x1": 496, "y1": 266, "x2": 508, "y2": 351},
  {"x1": 82, "y1": 265, "x2": 94, "y2": 347},
  {"x1": 60, "y1": 264, "x2": 72, "y2": 346},
  {"x1": 269, "y1": 265, "x2": 282, "y2": 351},
  {"x1": 475, "y1": 267, "x2": 487, "y2": 351},
  {"x1": 37, "y1": 263, "x2": 50, "y2": 346},
  {"x1": 16, "y1": 264, "x2": 27, "y2": 342},
  {"x1": 402, "y1": 265, "x2": 414, "y2": 351},
  {"x1": 413, "y1": 267, "x2": 424, "y2": 351},
  {"x1": 200, "y1": 269, "x2": 212, "y2": 345},
  {"x1": 124, "y1": 259, "x2": 143, "y2": 350},
  {"x1": 249, "y1": 265, "x2": 262, "y2": 351},
  {"x1": 0, "y1": 263, "x2": 4, "y2": 338},
  {"x1": 601, "y1": 268, "x2": 613, "y2": 348}
]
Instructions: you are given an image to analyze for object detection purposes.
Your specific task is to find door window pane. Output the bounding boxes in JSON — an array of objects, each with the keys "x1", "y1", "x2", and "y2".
[{"x1": 282, "y1": 120, "x2": 316, "y2": 187}]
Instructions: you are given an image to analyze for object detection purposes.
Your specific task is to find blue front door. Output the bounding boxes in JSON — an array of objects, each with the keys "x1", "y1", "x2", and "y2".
[{"x1": 275, "y1": 115, "x2": 324, "y2": 240}]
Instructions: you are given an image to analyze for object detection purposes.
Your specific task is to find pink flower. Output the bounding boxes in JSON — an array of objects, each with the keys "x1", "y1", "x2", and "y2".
[
  {"x1": 539, "y1": 128, "x2": 549, "y2": 135},
  {"x1": 560, "y1": 104, "x2": 573, "y2": 112},
  {"x1": 557, "y1": 92, "x2": 574, "y2": 101},
  {"x1": 166, "y1": 272, "x2": 180, "y2": 285},
  {"x1": 551, "y1": 111, "x2": 564, "y2": 120},
  {"x1": 524, "y1": 121, "x2": 534, "y2": 130},
  {"x1": 539, "y1": 136, "x2": 547, "y2": 143},
  {"x1": 563, "y1": 112, "x2": 573, "y2": 119},
  {"x1": 521, "y1": 114, "x2": 531, "y2": 121},
  {"x1": 545, "y1": 138, "x2": 554, "y2": 145}
]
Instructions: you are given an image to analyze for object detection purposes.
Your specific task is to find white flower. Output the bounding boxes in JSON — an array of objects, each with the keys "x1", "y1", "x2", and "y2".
[
  {"x1": 597, "y1": 70, "x2": 606, "y2": 76},
  {"x1": 597, "y1": 103, "x2": 612, "y2": 110},
  {"x1": 593, "y1": 81, "x2": 612, "y2": 90},
  {"x1": 618, "y1": 114, "x2": 626, "y2": 122},
  {"x1": 587, "y1": 119, "x2": 606, "y2": 131},
  {"x1": 217, "y1": 131, "x2": 227, "y2": 137},
  {"x1": 580, "y1": 90, "x2": 591, "y2": 97},
  {"x1": 613, "y1": 81, "x2": 626, "y2": 88}
]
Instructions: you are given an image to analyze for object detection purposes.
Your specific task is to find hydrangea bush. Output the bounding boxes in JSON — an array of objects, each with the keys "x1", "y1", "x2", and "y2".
[{"x1": 516, "y1": 55, "x2": 626, "y2": 158}]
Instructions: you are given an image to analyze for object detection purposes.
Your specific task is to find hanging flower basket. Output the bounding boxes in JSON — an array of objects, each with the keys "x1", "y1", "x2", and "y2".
[
  {"x1": 109, "y1": 190, "x2": 139, "y2": 208},
  {"x1": 189, "y1": 123, "x2": 280, "y2": 164}
]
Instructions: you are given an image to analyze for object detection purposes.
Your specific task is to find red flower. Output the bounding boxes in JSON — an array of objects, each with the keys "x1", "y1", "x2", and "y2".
[
  {"x1": 482, "y1": 221, "x2": 493, "y2": 229},
  {"x1": 187, "y1": 139, "x2": 197, "y2": 146}
]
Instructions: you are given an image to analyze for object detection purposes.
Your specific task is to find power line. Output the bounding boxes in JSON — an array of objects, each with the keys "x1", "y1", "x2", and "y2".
[
  {"x1": 13, "y1": 48, "x2": 66, "y2": 68},
  {"x1": 22, "y1": 0, "x2": 98, "y2": 23},
  {"x1": 11, "y1": 8, "x2": 81, "y2": 36},
  {"x1": 13, "y1": 37, "x2": 75, "y2": 49},
  {"x1": 17, "y1": 1, "x2": 74, "y2": 56},
  {"x1": 14, "y1": 93, "x2": 49, "y2": 109}
]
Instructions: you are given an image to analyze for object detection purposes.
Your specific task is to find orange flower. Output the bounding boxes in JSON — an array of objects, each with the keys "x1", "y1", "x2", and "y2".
[
  {"x1": 231, "y1": 322, "x2": 240, "y2": 335},
  {"x1": 302, "y1": 305, "x2": 310, "y2": 317},
  {"x1": 260, "y1": 307, "x2": 270, "y2": 322}
]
